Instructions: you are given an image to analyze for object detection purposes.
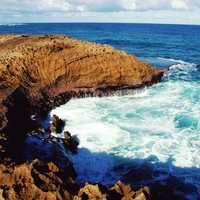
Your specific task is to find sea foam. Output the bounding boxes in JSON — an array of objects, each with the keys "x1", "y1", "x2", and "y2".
[{"x1": 51, "y1": 58, "x2": 200, "y2": 195}]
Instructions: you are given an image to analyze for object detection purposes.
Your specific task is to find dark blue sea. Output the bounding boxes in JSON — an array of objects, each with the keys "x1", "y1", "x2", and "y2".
[{"x1": 1, "y1": 23, "x2": 200, "y2": 199}]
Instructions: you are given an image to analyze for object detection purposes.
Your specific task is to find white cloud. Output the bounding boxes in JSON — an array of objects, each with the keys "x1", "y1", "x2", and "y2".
[
  {"x1": 0, "y1": 0, "x2": 195, "y2": 13},
  {"x1": 38, "y1": 0, "x2": 71, "y2": 11},
  {"x1": 171, "y1": 0, "x2": 188, "y2": 10},
  {"x1": 0, "y1": 0, "x2": 199, "y2": 24},
  {"x1": 118, "y1": 0, "x2": 136, "y2": 10}
]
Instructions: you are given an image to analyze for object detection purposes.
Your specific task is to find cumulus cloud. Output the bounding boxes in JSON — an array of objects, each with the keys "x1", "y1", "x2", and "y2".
[
  {"x1": 0, "y1": 0, "x2": 198, "y2": 14},
  {"x1": 170, "y1": 0, "x2": 188, "y2": 10},
  {"x1": 0, "y1": 0, "x2": 199, "y2": 24}
]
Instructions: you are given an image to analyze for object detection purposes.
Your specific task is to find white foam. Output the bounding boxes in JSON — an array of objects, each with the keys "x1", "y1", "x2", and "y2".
[
  {"x1": 51, "y1": 61, "x2": 200, "y2": 190},
  {"x1": 158, "y1": 57, "x2": 195, "y2": 65}
]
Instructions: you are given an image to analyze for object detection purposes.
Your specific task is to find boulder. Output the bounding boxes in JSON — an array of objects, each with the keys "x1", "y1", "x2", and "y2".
[
  {"x1": 62, "y1": 131, "x2": 79, "y2": 154},
  {"x1": 50, "y1": 114, "x2": 65, "y2": 134}
]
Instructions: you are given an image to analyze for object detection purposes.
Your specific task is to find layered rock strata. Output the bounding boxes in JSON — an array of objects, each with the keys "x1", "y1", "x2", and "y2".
[
  {"x1": 0, "y1": 34, "x2": 164, "y2": 200},
  {"x1": 0, "y1": 34, "x2": 163, "y2": 130}
]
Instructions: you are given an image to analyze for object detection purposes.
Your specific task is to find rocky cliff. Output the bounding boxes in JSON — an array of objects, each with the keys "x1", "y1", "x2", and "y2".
[
  {"x1": 0, "y1": 34, "x2": 163, "y2": 130},
  {"x1": 0, "y1": 34, "x2": 164, "y2": 200}
]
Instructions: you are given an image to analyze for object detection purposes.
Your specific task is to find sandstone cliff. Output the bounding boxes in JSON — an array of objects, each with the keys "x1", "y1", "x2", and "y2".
[
  {"x1": 0, "y1": 34, "x2": 163, "y2": 130},
  {"x1": 0, "y1": 34, "x2": 164, "y2": 200}
]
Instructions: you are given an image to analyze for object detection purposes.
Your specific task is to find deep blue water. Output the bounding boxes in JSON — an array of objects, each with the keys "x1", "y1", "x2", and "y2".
[
  {"x1": 1, "y1": 23, "x2": 200, "y2": 199},
  {"x1": 0, "y1": 23, "x2": 200, "y2": 64}
]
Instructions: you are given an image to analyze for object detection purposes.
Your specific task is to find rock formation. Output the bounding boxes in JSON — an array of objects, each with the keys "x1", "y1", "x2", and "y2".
[
  {"x1": 74, "y1": 181, "x2": 151, "y2": 200},
  {"x1": 0, "y1": 34, "x2": 163, "y2": 130},
  {"x1": 50, "y1": 115, "x2": 65, "y2": 134},
  {"x1": 0, "y1": 159, "x2": 78, "y2": 200},
  {"x1": 0, "y1": 34, "x2": 164, "y2": 200},
  {"x1": 62, "y1": 131, "x2": 79, "y2": 154}
]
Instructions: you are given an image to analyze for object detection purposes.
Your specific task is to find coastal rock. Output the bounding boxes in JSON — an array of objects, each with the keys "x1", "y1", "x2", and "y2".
[
  {"x1": 62, "y1": 131, "x2": 79, "y2": 154},
  {"x1": 0, "y1": 34, "x2": 164, "y2": 200},
  {"x1": 108, "y1": 181, "x2": 150, "y2": 200},
  {"x1": 50, "y1": 114, "x2": 65, "y2": 134},
  {"x1": 74, "y1": 181, "x2": 151, "y2": 200},
  {"x1": 74, "y1": 183, "x2": 107, "y2": 200},
  {"x1": 0, "y1": 159, "x2": 78, "y2": 200},
  {"x1": 0, "y1": 34, "x2": 163, "y2": 130}
]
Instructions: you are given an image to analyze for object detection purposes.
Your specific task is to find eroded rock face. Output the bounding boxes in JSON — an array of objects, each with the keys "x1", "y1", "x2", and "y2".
[
  {"x1": 0, "y1": 34, "x2": 163, "y2": 130},
  {"x1": 0, "y1": 34, "x2": 164, "y2": 200},
  {"x1": 0, "y1": 159, "x2": 78, "y2": 200},
  {"x1": 74, "y1": 181, "x2": 151, "y2": 200}
]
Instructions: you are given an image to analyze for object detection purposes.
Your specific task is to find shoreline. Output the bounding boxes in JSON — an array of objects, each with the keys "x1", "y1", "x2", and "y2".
[{"x1": 0, "y1": 34, "x2": 164, "y2": 199}]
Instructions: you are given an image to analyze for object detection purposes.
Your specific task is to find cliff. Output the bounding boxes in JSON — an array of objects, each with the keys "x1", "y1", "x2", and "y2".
[
  {"x1": 0, "y1": 34, "x2": 163, "y2": 129},
  {"x1": 0, "y1": 34, "x2": 164, "y2": 200}
]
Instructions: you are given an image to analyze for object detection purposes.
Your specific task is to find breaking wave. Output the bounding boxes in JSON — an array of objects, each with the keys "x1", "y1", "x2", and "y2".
[{"x1": 51, "y1": 58, "x2": 200, "y2": 198}]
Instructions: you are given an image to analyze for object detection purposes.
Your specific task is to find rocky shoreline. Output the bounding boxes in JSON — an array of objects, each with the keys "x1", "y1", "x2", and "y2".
[{"x1": 0, "y1": 34, "x2": 164, "y2": 199}]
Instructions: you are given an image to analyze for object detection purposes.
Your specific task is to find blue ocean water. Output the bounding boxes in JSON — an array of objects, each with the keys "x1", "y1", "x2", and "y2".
[{"x1": 1, "y1": 23, "x2": 200, "y2": 199}]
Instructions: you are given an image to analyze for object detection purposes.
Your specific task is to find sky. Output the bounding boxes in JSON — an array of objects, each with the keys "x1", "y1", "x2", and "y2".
[{"x1": 0, "y1": 0, "x2": 200, "y2": 25}]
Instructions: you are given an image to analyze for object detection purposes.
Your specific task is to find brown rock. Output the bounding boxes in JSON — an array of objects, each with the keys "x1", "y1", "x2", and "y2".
[
  {"x1": 107, "y1": 181, "x2": 151, "y2": 200},
  {"x1": 109, "y1": 181, "x2": 135, "y2": 199},
  {"x1": 74, "y1": 181, "x2": 150, "y2": 200},
  {"x1": 0, "y1": 34, "x2": 162, "y2": 200},
  {"x1": 74, "y1": 183, "x2": 107, "y2": 200},
  {"x1": 0, "y1": 34, "x2": 163, "y2": 130},
  {"x1": 0, "y1": 159, "x2": 78, "y2": 200}
]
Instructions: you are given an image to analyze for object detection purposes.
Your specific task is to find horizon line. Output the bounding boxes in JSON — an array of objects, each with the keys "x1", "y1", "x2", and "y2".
[{"x1": 1, "y1": 22, "x2": 200, "y2": 26}]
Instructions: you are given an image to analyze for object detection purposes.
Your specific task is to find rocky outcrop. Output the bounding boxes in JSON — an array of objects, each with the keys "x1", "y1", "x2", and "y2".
[
  {"x1": 0, "y1": 159, "x2": 78, "y2": 200},
  {"x1": 0, "y1": 160, "x2": 150, "y2": 200},
  {"x1": 0, "y1": 34, "x2": 163, "y2": 130},
  {"x1": 0, "y1": 34, "x2": 164, "y2": 200},
  {"x1": 50, "y1": 115, "x2": 65, "y2": 134},
  {"x1": 74, "y1": 181, "x2": 150, "y2": 200},
  {"x1": 62, "y1": 131, "x2": 79, "y2": 154}
]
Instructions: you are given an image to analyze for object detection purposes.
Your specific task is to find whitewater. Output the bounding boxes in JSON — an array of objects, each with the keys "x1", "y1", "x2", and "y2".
[
  {"x1": 1, "y1": 22, "x2": 199, "y2": 199},
  {"x1": 50, "y1": 57, "x2": 200, "y2": 198}
]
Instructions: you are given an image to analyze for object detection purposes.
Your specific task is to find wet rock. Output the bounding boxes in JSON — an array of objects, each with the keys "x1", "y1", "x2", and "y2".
[
  {"x1": 62, "y1": 131, "x2": 79, "y2": 154},
  {"x1": 50, "y1": 115, "x2": 65, "y2": 134}
]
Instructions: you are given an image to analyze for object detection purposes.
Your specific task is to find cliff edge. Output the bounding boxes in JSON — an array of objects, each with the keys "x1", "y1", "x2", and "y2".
[
  {"x1": 0, "y1": 34, "x2": 164, "y2": 200},
  {"x1": 0, "y1": 34, "x2": 163, "y2": 129}
]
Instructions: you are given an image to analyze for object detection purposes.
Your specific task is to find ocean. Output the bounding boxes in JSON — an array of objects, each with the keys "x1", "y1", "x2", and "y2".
[{"x1": 1, "y1": 23, "x2": 200, "y2": 199}]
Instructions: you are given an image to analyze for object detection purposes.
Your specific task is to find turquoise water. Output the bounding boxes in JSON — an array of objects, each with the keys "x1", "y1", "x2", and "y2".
[
  {"x1": 2, "y1": 23, "x2": 200, "y2": 199},
  {"x1": 51, "y1": 58, "x2": 200, "y2": 199}
]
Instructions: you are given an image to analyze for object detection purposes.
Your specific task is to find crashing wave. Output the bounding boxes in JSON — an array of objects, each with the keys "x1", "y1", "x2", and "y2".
[{"x1": 49, "y1": 56, "x2": 200, "y2": 199}]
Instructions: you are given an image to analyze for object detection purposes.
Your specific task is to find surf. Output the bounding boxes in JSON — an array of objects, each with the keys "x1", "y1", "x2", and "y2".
[{"x1": 50, "y1": 58, "x2": 200, "y2": 198}]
